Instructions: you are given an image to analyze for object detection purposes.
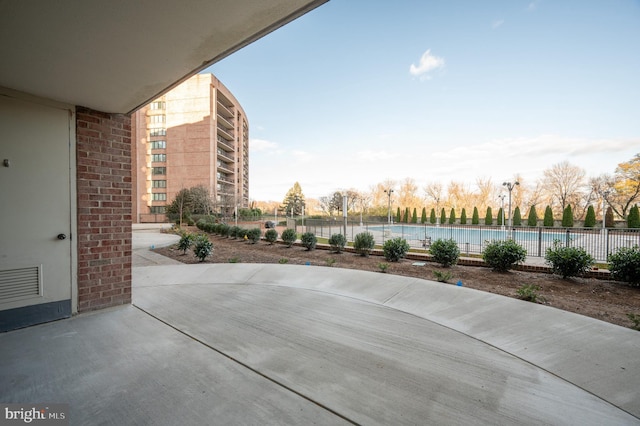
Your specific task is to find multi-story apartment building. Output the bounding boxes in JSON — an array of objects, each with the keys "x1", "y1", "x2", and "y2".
[{"x1": 132, "y1": 73, "x2": 249, "y2": 223}]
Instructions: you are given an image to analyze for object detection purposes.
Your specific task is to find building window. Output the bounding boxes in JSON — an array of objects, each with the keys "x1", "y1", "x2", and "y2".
[
  {"x1": 150, "y1": 206, "x2": 166, "y2": 214},
  {"x1": 152, "y1": 154, "x2": 166, "y2": 162},
  {"x1": 152, "y1": 180, "x2": 166, "y2": 188},
  {"x1": 150, "y1": 140, "x2": 166, "y2": 149},
  {"x1": 150, "y1": 128, "x2": 166, "y2": 137},
  {"x1": 151, "y1": 167, "x2": 166, "y2": 175},
  {"x1": 152, "y1": 193, "x2": 167, "y2": 201},
  {"x1": 150, "y1": 115, "x2": 166, "y2": 124},
  {"x1": 150, "y1": 101, "x2": 165, "y2": 110}
]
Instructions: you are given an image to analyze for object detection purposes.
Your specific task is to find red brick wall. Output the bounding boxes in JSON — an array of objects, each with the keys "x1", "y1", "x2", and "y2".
[{"x1": 76, "y1": 107, "x2": 132, "y2": 312}]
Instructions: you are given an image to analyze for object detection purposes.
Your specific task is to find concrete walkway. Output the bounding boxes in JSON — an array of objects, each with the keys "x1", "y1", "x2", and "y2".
[{"x1": 1, "y1": 229, "x2": 639, "y2": 425}]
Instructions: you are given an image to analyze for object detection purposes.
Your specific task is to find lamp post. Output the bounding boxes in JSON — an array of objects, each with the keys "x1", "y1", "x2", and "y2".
[
  {"x1": 601, "y1": 189, "x2": 611, "y2": 231},
  {"x1": 502, "y1": 181, "x2": 519, "y2": 235},
  {"x1": 498, "y1": 194, "x2": 506, "y2": 230},
  {"x1": 384, "y1": 189, "x2": 394, "y2": 224},
  {"x1": 435, "y1": 197, "x2": 440, "y2": 226}
]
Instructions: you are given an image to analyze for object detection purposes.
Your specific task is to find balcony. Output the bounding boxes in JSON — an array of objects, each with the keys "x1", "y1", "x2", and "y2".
[
  {"x1": 217, "y1": 139, "x2": 234, "y2": 153},
  {"x1": 217, "y1": 126, "x2": 234, "y2": 141},
  {"x1": 217, "y1": 114, "x2": 233, "y2": 130}
]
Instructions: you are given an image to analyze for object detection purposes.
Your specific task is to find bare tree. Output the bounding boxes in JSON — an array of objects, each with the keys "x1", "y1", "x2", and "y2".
[
  {"x1": 398, "y1": 178, "x2": 422, "y2": 211},
  {"x1": 475, "y1": 177, "x2": 497, "y2": 212},
  {"x1": 424, "y1": 181, "x2": 444, "y2": 208},
  {"x1": 542, "y1": 161, "x2": 586, "y2": 212}
]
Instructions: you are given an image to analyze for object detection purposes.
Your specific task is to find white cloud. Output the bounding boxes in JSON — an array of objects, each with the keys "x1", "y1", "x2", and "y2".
[
  {"x1": 409, "y1": 49, "x2": 445, "y2": 80},
  {"x1": 527, "y1": 1, "x2": 539, "y2": 11},
  {"x1": 492, "y1": 19, "x2": 504, "y2": 29},
  {"x1": 250, "y1": 138, "x2": 278, "y2": 152}
]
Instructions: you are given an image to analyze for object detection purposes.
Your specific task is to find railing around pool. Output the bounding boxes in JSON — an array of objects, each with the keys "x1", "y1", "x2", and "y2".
[{"x1": 300, "y1": 220, "x2": 640, "y2": 262}]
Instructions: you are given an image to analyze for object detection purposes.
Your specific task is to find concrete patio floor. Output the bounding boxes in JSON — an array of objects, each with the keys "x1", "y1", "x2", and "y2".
[{"x1": 1, "y1": 229, "x2": 639, "y2": 425}]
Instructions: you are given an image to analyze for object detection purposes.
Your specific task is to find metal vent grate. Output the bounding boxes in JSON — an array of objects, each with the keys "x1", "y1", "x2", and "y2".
[{"x1": 0, "y1": 266, "x2": 42, "y2": 302}]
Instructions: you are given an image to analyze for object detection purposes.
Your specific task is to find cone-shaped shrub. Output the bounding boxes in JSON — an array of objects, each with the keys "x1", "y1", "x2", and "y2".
[
  {"x1": 562, "y1": 205, "x2": 574, "y2": 227},
  {"x1": 527, "y1": 206, "x2": 538, "y2": 226},
  {"x1": 430, "y1": 208, "x2": 436, "y2": 224},
  {"x1": 421, "y1": 207, "x2": 427, "y2": 224},
  {"x1": 605, "y1": 207, "x2": 614, "y2": 228},
  {"x1": 412, "y1": 208, "x2": 418, "y2": 223},
  {"x1": 396, "y1": 207, "x2": 402, "y2": 223},
  {"x1": 627, "y1": 205, "x2": 640, "y2": 228},
  {"x1": 440, "y1": 208, "x2": 446, "y2": 224},
  {"x1": 584, "y1": 205, "x2": 596, "y2": 228},
  {"x1": 543, "y1": 206, "x2": 554, "y2": 227},
  {"x1": 513, "y1": 206, "x2": 522, "y2": 226},
  {"x1": 460, "y1": 208, "x2": 467, "y2": 225},
  {"x1": 497, "y1": 208, "x2": 504, "y2": 226},
  {"x1": 485, "y1": 207, "x2": 493, "y2": 225},
  {"x1": 449, "y1": 208, "x2": 456, "y2": 224},
  {"x1": 472, "y1": 207, "x2": 479, "y2": 225},
  {"x1": 404, "y1": 207, "x2": 410, "y2": 223}
]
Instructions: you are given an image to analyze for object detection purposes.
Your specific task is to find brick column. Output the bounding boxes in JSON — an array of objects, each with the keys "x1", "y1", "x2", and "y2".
[{"x1": 76, "y1": 107, "x2": 132, "y2": 312}]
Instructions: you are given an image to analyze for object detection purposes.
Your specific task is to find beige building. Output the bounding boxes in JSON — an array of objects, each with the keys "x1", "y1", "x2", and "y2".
[{"x1": 132, "y1": 73, "x2": 249, "y2": 223}]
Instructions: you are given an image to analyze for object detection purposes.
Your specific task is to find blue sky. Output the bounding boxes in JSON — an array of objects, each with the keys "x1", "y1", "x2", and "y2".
[{"x1": 206, "y1": 0, "x2": 640, "y2": 202}]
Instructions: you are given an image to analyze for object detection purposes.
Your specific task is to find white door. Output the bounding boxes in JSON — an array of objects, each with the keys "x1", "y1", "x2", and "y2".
[{"x1": 0, "y1": 93, "x2": 73, "y2": 331}]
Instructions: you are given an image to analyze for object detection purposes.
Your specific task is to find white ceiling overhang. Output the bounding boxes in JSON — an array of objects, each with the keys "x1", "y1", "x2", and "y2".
[{"x1": 0, "y1": 0, "x2": 327, "y2": 114}]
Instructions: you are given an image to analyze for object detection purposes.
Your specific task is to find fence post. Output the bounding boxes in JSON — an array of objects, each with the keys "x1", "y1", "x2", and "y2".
[{"x1": 537, "y1": 227, "x2": 542, "y2": 257}]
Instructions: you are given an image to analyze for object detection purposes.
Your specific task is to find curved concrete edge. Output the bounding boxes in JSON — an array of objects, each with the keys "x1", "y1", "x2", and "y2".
[{"x1": 133, "y1": 263, "x2": 640, "y2": 419}]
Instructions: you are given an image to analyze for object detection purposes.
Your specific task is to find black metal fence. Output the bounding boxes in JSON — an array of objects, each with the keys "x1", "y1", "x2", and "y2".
[{"x1": 302, "y1": 220, "x2": 640, "y2": 262}]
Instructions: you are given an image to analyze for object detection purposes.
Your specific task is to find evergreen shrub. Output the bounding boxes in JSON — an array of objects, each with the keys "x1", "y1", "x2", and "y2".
[
  {"x1": 281, "y1": 229, "x2": 297, "y2": 247},
  {"x1": 301, "y1": 232, "x2": 317, "y2": 250},
  {"x1": 482, "y1": 239, "x2": 527, "y2": 272},
  {"x1": 383, "y1": 237, "x2": 410, "y2": 262},
  {"x1": 328, "y1": 233, "x2": 346, "y2": 253},
  {"x1": 430, "y1": 238, "x2": 460, "y2": 267},
  {"x1": 608, "y1": 246, "x2": 640, "y2": 286},
  {"x1": 354, "y1": 232, "x2": 375, "y2": 257},
  {"x1": 264, "y1": 229, "x2": 278, "y2": 245},
  {"x1": 545, "y1": 241, "x2": 594, "y2": 278}
]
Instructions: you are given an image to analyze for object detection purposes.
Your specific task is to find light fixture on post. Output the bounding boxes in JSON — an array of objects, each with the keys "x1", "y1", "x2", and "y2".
[
  {"x1": 502, "y1": 181, "x2": 519, "y2": 236},
  {"x1": 384, "y1": 189, "x2": 394, "y2": 224},
  {"x1": 498, "y1": 194, "x2": 506, "y2": 230}
]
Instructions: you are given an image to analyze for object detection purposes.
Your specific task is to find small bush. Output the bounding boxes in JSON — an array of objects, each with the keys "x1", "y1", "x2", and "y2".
[
  {"x1": 301, "y1": 232, "x2": 317, "y2": 250},
  {"x1": 278, "y1": 258, "x2": 289, "y2": 264},
  {"x1": 354, "y1": 232, "x2": 375, "y2": 257},
  {"x1": 326, "y1": 257, "x2": 336, "y2": 267},
  {"x1": 245, "y1": 228, "x2": 261, "y2": 244},
  {"x1": 228, "y1": 257, "x2": 240, "y2": 263},
  {"x1": 193, "y1": 234, "x2": 213, "y2": 262},
  {"x1": 433, "y1": 270, "x2": 453, "y2": 283},
  {"x1": 383, "y1": 237, "x2": 410, "y2": 262},
  {"x1": 378, "y1": 262, "x2": 390, "y2": 273},
  {"x1": 516, "y1": 284, "x2": 544, "y2": 303},
  {"x1": 482, "y1": 239, "x2": 527, "y2": 272},
  {"x1": 265, "y1": 229, "x2": 278, "y2": 245},
  {"x1": 217, "y1": 224, "x2": 230, "y2": 237},
  {"x1": 544, "y1": 241, "x2": 594, "y2": 278},
  {"x1": 430, "y1": 238, "x2": 460, "y2": 267},
  {"x1": 281, "y1": 229, "x2": 297, "y2": 247},
  {"x1": 608, "y1": 246, "x2": 640, "y2": 286},
  {"x1": 228, "y1": 226, "x2": 241, "y2": 239},
  {"x1": 328, "y1": 233, "x2": 347, "y2": 253},
  {"x1": 177, "y1": 232, "x2": 194, "y2": 254}
]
